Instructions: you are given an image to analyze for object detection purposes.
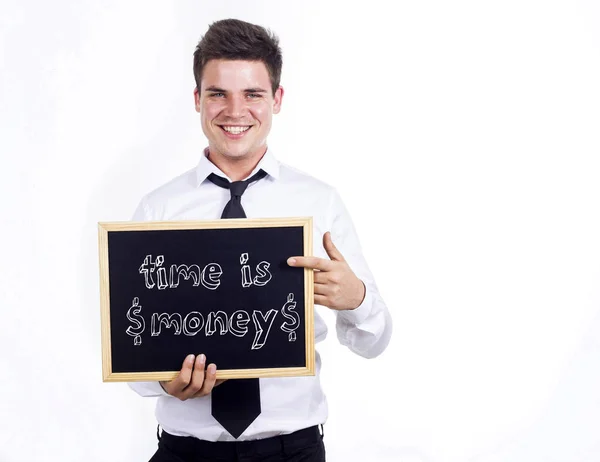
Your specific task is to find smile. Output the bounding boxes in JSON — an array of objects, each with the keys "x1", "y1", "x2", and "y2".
[{"x1": 219, "y1": 125, "x2": 251, "y2": 135}]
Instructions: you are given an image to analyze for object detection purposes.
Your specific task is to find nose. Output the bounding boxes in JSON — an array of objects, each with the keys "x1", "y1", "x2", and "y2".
[{"x1": 224, "y1": 94, "x2": 246, "y2": 119}]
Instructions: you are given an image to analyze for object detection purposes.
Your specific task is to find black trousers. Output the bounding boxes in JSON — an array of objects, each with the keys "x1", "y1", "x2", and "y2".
[{"x1": 149, "y1": 425, "x2": 326, "y2": 462}]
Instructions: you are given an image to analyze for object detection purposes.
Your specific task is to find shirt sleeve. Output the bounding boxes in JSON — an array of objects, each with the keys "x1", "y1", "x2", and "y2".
[
  {"x1": 128, "y1": 380, "x2": 169, "y2": 397},
  {"x1": 131, "y1": 196, "x2": 151, "y2": 221},
  {"x1": 327, "y1": 189, "x2": 393, "y2": 359},
  {"x1": 127, "y1": 196, "x2": 170, "y2": 398}
]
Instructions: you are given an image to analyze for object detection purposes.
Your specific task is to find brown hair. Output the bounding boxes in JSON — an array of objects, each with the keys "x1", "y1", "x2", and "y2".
[{"x1": 193, "y1": 19, "x2": 283, "y2": 95}]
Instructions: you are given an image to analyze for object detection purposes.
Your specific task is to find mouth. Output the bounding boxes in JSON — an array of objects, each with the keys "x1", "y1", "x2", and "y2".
[{"x1": 217, "y1": 125, "x2": 252, "y2": 139}]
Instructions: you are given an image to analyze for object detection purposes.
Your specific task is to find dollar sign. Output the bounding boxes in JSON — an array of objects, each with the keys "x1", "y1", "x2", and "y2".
[
  {"x1": 126, "y1": 297, "x2": 145, "y2": 346},
  {"x1": 280, "y1": 293, "x2": 300, "y2": 342}
]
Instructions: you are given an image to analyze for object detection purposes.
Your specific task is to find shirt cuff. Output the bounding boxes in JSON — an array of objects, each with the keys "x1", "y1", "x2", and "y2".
[
  {"x1": 128, "y1": 381, "x2": 170, "y2": 397},
  {"x1": 337, "y1": 285, "x2": 373, "y2": 325}
]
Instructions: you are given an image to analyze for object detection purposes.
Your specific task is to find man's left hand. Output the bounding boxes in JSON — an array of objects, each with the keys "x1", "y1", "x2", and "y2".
[{"x1": 287, "y1": 232, "x2": 365, "y2": 311}]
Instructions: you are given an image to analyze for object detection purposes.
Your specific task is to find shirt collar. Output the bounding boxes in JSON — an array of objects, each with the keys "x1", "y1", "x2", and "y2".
[{"x1": 195, "y1": 147, "x2": 280, "y2": 186}]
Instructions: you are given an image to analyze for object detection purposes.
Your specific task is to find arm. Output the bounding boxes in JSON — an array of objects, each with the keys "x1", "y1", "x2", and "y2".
[{"x1": 288, "y1": 189, "x2": 393, "y2": 359}]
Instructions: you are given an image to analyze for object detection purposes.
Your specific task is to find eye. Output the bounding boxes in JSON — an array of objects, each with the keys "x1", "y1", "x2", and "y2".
[
  {"x1": 209, "y1": 92, "x2": 225, "y2": 98},
  {"x1": 247, "y1": 93, "x2": 262, "y2": 99}
]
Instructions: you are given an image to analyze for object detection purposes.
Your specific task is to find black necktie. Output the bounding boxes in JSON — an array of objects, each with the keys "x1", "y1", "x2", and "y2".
[
  {"x1": 208, "y1": 169, "x2": 267, "y2": 219},
  {"x1": 207, "y1": 168, "x2": 266, "y2": 438}
]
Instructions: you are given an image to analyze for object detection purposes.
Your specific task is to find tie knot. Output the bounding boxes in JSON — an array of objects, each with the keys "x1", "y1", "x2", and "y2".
[
  {"x1": 206, "y1": 169, "x2": 268, "y2": 219},
  {"x1": 207, "y1": 169, "x2": 268, "y2": 195},
  {"x1": 229, "y1": 180, "x2": 249, "y2": 197}
]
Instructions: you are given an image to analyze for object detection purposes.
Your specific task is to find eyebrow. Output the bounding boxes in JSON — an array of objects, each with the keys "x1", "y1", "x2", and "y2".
[{"x1": 204, "y1": 86, "x2": 268, "y2": 93}]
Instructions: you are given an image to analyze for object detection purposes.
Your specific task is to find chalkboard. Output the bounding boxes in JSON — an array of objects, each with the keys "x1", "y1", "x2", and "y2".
[{"x1": 98, "y1": 217, "x2": 314, "y2": 382}]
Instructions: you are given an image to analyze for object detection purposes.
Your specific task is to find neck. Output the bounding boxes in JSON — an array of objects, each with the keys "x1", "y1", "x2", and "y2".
[{"x1": 207, "y1": 147, "x2": 267, "y2": 181}]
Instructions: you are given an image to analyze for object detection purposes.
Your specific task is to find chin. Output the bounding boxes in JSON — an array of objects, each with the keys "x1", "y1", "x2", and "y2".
[{"x1": 217, "y1": 146, "x2": 250, "y2": 159}]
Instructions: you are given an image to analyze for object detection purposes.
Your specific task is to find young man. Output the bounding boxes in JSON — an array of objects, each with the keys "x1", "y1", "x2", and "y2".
[{"x1": 129, "y1": 18, "x2": 392, "y2": 462}]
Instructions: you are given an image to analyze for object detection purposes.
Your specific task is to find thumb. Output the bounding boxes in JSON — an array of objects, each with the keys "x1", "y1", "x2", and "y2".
[{"x1": 323, "y1": 232, "x2": 345, "y2": 262}]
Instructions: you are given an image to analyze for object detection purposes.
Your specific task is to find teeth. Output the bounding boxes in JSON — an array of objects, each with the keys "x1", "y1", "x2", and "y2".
[{"x1": 222, "y1": 126, "x2": 250, "y2": 134}]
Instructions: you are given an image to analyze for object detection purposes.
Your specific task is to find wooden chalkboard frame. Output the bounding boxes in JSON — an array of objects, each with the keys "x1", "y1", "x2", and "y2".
[{"x1": 98, "y1": 217, "x2": 315, "y2": 382}]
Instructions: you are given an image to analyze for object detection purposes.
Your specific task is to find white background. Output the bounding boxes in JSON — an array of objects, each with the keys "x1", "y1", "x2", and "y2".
[{"x1": 1, "y1": 1, "x2": 600, "y2": 461}]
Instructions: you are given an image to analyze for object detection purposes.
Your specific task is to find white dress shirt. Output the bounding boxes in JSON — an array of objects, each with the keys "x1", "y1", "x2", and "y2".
[{"x1": 128, "y1": 148, "x2": 392, "y2": 441}]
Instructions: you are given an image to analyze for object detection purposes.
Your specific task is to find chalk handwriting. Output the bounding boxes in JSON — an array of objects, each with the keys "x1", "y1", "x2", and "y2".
[
  {"x1": 128, "y1": 253, "x2": 288, "y2": 350},
  {"x1": 229, "y1": 310, "x2": 250, "y2": 337},
  {"x1": 251, "y1": 309, "x2": 278, "y2": 349},
  {"x1": 139, "y1": 255, "x2": 222, "y2": 291},
  {"x1": 280, "y1": 293, "x2": 300, "y2": 342},
  {"x1": 151, "y1": 312, "x2": 182, "y2": 336},
  {"x1": 169, "y1": 264, "x2": 201, "y2": 288},
  {"x1": 201, "y1": 264, "x2": 222, "y2": 290},
  {"x1": 253, "y1": 261, "x2": 272, "y2": 286},
  {"x1": 182, "y1": 311, "x2": 204, "y2": 336},
  {"x1": 125, "y1": 293, "x2": 300, "y2": 350},
  {"x1": 156, "y1": 256, "x2": 168, "y2": 289},
  {"x1": 240, "y1": 252, "x2": 273, "y2": 288},
  {"x1": 206, "y1": 311, "x2": 229, "y2": 336},
  {"x1": 240, "y1": 253, "x2": 252, "y2": 287},
  {"x1": 139, "y1": 256, "x2": 157, "y2": 289},
  {"x1": 125, "y1": 297, "x2": 145, "y2": 345}
]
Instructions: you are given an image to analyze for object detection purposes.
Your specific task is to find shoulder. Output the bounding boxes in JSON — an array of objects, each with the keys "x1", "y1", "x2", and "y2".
[
  {"x1": 277, "y1": 161, "x2": 338, "y2": 198},
  {"x1": 133, "y1": 167, "x2": 198, "y2": 220},
  {"x1": 142, "y1": 167, "x2": 198, "y2": 204}
]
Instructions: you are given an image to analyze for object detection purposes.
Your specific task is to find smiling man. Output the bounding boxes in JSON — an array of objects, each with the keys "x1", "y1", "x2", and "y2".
[{"x1": 129, "y1": 18, "x2": 392, "y2": 462}]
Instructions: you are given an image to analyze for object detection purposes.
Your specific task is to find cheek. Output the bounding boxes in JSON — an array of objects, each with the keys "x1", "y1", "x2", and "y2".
[
  {"x1": 251, "y1": 105, "x2": 272, "y2": 125},
  {"x1": 201, "y1": 102, "x2": 224, "y2": 123}
]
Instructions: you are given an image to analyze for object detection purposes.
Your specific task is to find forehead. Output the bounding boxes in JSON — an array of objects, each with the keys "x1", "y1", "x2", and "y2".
[{"x1": 201, "y1": 59, "x2": 270, "y2": 91}]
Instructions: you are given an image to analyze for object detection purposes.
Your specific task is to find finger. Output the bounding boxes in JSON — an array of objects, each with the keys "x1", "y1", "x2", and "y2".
[
  {"x1": 315, "y1": 270, "x2": 343, "y2": 286},
  {"x1": 182, "y1": 354, "x2": 206, "y2": 399},
  {"x1": 168, "y1": 354, "x2": 195, "y2": 394},
  {"x1": 323, "y1": 232, "x2": 345, "y2": 262},
  {"x1": 314, "y1": 271, "x2": 332, "y2": 285},
  {"x1": 197, "y1": 363, "x2": 218, "y2": 396},
  {"x1": 192, "y1": 372, "x2": 227, "y2": 398},
  {"x1": 314, "y1": 293, "x2": 329, "y2": 307},
  {"x1": 314, "y1": 282, "x2": 329, "y2": 296},
  {"x1": 194, "y1": 377, "x2": 227, "y2": 397},
  {"x1": 287, "y1": 256, "x2": 333, "y2": 271}
]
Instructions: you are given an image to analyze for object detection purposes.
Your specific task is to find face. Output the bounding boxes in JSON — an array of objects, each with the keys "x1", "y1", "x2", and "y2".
[{"x1": 194, "y1": 59, "x2": 283, "y2": 162}]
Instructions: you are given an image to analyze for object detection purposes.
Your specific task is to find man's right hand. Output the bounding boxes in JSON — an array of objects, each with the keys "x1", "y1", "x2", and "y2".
[{"x1": 160, "y1": 354, "x2": 225, "y2": 401}]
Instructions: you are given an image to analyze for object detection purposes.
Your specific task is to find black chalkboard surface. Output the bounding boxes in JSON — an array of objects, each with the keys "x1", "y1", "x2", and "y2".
[{"x1": 98, "y1": 217, "x2": 314, "y2": 382}]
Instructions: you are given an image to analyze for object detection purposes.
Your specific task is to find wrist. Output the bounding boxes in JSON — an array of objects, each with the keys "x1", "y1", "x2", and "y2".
[{"x1": 349, "y1": 280, "x2": 366, "y2": 310}]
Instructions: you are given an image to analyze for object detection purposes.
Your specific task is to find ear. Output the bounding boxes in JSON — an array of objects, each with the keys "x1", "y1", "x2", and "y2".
[
  {"x1": 193, "y1": 87, "x2": 201, "y2": 113},
  {"x1": 272, "y1": 86, "x2": 284, "y2": 114}
]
